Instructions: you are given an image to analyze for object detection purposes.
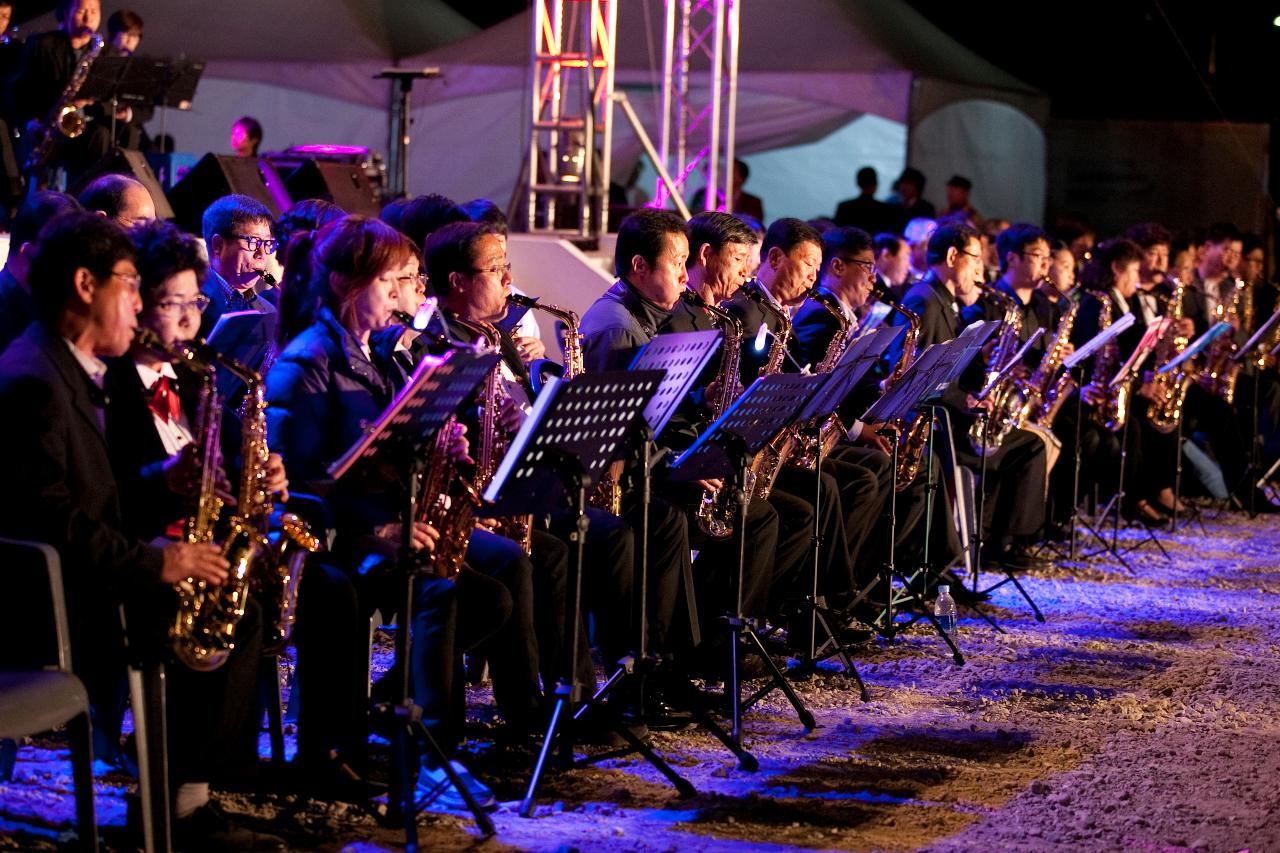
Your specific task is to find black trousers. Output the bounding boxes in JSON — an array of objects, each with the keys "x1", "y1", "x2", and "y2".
[
  {"x1": 771, "y1": 465, "x2": 852, "y2": 606},
  {"x1": 687, "y1": 491, "x2": 779, "y2": 636},
  {"x1": 1184, "y1": 383, "x2": 1251, "y2": 496},
  {"x1": 957, "y1": 427, "x2": 1048, "y2": 543},
  {"x1": 1049, "y1": 395, "x2": 1122, "y2": 523}
]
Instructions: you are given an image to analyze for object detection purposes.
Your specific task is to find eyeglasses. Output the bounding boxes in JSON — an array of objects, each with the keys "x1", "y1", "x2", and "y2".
[
  {"x1": 110, "y1": 271, "x2": 142, "y2": 290},
  {"x1": 838, "y1": 256, "x2": 876, "y2": 273},
  {"x1": 228, "y1": 234, "x2": 280, "y2": 254},
  {"x1": 397, "y1": 272, "x2": 427, "y2": 289},
  {"x1": 959, "y1": 249, "x2": 982, "y2": 260},
  {"x1": 1020, "y1": 252, "x2": 1051, "y2": 262},
  {"x1": 154, "y1": 294, "x2": 211, "y2": 314},
  {"x1": 469, "y1": 261, "x2": 512, "y2": 277}
]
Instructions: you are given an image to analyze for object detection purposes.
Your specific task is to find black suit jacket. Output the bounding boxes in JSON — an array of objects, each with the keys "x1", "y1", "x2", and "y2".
[
  {"x1": 0, "y1": 323, "x2": 165, "y2": 631},
  {"x1": 1180, "y1": 277, "x2": 1212, "y2": 337},
  {"x1": 721, "y1": 279, "x2": 782, "y2": 387},
  {"x1": 893, "y1": 273, "x2": 977, "y2": 427}
]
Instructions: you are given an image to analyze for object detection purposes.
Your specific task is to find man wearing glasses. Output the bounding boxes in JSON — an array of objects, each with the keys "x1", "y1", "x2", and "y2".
[
  {"x1": 198, "y1": 193, "x2": 279, "y2": 342},
  {"x1": 989, "y1": 224, "x2": 1072, "y2": 371}
]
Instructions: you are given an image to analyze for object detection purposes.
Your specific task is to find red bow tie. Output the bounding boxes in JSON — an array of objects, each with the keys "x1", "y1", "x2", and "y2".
[{"x1": 147, "y1": 375, "x2": 181, "y2": 423}]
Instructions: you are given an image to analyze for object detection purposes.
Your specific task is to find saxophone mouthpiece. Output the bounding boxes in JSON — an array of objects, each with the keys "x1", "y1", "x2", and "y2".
[
  {"x1": 680, "y1": 289, "x2": 707, "y2": 309},
  {"x1": 257, "y1": 270, "x2": 277, "y2": 288},
  {"x1": 871, "y1": 275, "x2": 897, "y2": 305},
  {"x1": 506, "y1": 293, "x2": 538, "y2": 309}
]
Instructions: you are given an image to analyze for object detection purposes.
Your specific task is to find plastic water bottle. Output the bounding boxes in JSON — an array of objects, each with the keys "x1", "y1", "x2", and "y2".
[{"x1": 934, "y1": 585, "x2": 958, "y2": 634}]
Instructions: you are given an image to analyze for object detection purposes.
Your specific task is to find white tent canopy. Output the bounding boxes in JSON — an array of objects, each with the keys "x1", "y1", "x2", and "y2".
[{"x1": 30, "y1": 0, "x2": 1047, "y2": 222}]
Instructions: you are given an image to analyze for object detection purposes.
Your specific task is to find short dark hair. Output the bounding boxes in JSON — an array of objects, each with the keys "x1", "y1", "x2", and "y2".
[
  {"x1": 821, "y1": 226, "x2": 873, "y2": 270},
  {"x1": 761, "y1": 217, "x2": 822, "y2": 260},
  {"x1": 1205, "y1": 222, "x2": 1241, "y2": 245},
  {"x1": 380, "y1": 197, "x2": 410, "y2": 232},
  {"x1": 1242, "y1": 232, "x2": 1265, "y2": 257},
  {"x1": 10, "y1": 191, "x2": 81, "y2": 248},
  {"x1": 424, "y1": 221, "x2": 500, "y2": 298},
  {"x1": 734, "y1": 159, "x2": 750, "y2": 181},
  {"x1": 399, "y1": 194, "x2": 469, "y2": 254},
  {"x1": 78, "y1": 173, "x2": 145, "y2": 220},
  {"x1": 461, "y1": 198, "x2": 509, "y2": 237},
  {"x1": 736, "y1": 213, "x2": 763, "y2": 237},
  {"x1": 687, "y1": 211, "x2": 757, "y2": 267},
  {"x1": 926, "y1": 222, "x2": 981, "y2": 266},
  {"x1": 129, "y1": 220, "x2": 207, "y2": 308},
  {"x1": 274, "y1": 198, "x2": 345, "y2": 245},
  {"x1": 856, "y1": 167, "x2": 877, "y2": 190},
  {"x1": 1080, "y1": 238, "x2": 1143, "y2": 292},
  {"x1": 201, "y1": 193, "x2": 273, "y2": 247},
  {"x1": 233, "y1": 116, "x2": 262, "y2": 142},
  {"x1": 29, "y1": 211, "x2": 135, "y2": 324},
  {"x1": 613, "y1": 209, "x2": 687, "y2": 278},
  {"x1": 995, "y1": 223, "x2": 1048, "y2": 272},
  {"x1": 946, "y1": 175, "x2": 972, "y2": 190},
  {"x1": 107, "y1": 9, "x2": 144, "y2": 37},
  {"x1": 1123, "y1": 222, "x2": 1173, "y2": 250},
  {"x1": 897, "y1": 167, "x2": 926, "y2": 191},
  {"x1": 874, "y1": 232, "x2": 904, "y2": 256}
]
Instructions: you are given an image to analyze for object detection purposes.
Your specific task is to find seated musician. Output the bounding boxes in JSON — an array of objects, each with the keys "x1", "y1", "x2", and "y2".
[
  {"x1": 265, "y1": 215, "x2": 522, "y2": 809},
  {"x1": 199, "y1": 194, "x2": 280, "y2": 341},
  {"x1": 0, "y1": 210, "x2": 282, "y2": 850},
  {"x1": 0, "y1": 190, "x2": 81, "y2": 353},
  {"x1": 892, "y1": 222, "x2": 1051, "y2": 571}
]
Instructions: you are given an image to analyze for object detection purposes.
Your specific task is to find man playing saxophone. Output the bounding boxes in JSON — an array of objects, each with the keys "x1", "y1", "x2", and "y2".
[{"x1": 0, "y1": 211, "x2": 285, "y2": 850}]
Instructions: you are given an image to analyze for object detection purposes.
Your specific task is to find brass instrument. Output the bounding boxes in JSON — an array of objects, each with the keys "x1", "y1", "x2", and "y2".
[
  {"x1": 968, "y1": 283, "x2": 1029, "y2": 454},
  {"x1": 417, "y1": 416, "x2": 480, "y2": 579},
  {"x1": 452, "y1": 315, "x2": 532, "y2": 554},
  {"x1": 507, "y1": 293, "x2": 583, "y2": 379},
  {"x1": 683, "y1": 289, "x2": 744, "y2": 539},
  {"x1": 1196, "y1": 277, "x2": 1245, "y2": 404},
  {"x1": 871, "y1": 281, "x2": 927, "y2": 491},
  {"x1": 1082, "y1": 291, "x2": 1130, "y2": 432},
  {"x1": 1026, "y1": 291, "x2": 1079, "y2": 429},
  {"x1": 1147, "y1": 276, "x2": 1192, "y2": 433},
  {"x1": 24, "y1": 33, "x2": 103, "y2": 172},
  {"x1": 790, "y1": 287, "x2": 854, "y2": 470},
  {"x1": 740, "y1": 284, "x2": 797, "y2": 503}
]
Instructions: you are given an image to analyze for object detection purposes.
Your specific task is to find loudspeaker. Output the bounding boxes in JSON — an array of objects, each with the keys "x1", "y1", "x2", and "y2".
[
  {"x1": 167, "y1": 153, "x2": 285, "y2": 234},
  {"x1": 284, "y1": 160, "x2": 380, "y2": 217},
  {"x1": 71, "y1": 147, "x2": 176, "y2": 221}
]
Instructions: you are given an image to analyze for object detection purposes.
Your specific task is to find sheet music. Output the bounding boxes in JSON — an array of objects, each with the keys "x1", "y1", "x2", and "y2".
[{"x1": 1062, "y1": 312, "x2": 1136, "y2": 370}]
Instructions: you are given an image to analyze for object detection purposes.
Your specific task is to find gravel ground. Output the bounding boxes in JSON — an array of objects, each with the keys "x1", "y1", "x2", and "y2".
[{"x1": 3, "y1": 509, "x2": 1279, "y2": 852}]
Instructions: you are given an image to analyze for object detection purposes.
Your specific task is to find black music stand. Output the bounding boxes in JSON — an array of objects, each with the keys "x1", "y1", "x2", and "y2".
[
  {"x1": 329, "y1": 350, "x2": 501, "y2": 851},
  {"x1": 780, "y1": 325, "x2": 903, "y2": 691},
  {"x1": 860, "y1": 335, "x2": 990, "y2": 663},
  {"x1": 1233, "y1": 309, "x2": 1280, "y2": 517},
  {"x1": 478, "y1": 371, "x2": 695, "y2": 817},
  {"x1": 671, "y1": 373, "x2": 825, "y2": 741},
  {"x1": 573, "y1": 330, "x2": 758, "y2": 772}
]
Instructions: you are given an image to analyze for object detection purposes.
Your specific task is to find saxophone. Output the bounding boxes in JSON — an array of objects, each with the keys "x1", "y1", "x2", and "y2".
[
  {"x1": 682, "y1": 289, "x2": 744, "y2": 539},
  {"x1": 740, "y1": 284, "x2": 797, "y2": 504},
  {"x1": 1027, "y1": 294, "x2": 1079, "y2": 429},
  {"x1": 24, "y1": 33, "x2": 104, "y2": 172},
  {"x1": 1196, "y1": 277, "x2": 1245, "y2": 404},
  {"x1": 871, "y1": 282, "x2": 926, "y2": 491},
  {"x1": 417, "y1": 415, "x2": 480, "y2": 579},
  {"x1": 1146, "y1": 276, "x2": 1192, "y2": 433},
  {"x1": 451, "y1": 315, "x2": 533, "y2": 553},
  {"x1": 169, "y1": 344, "x2": 269, "y2": 672},
  {"x1": 790, "y1": 287, "x2": 854, "y2": 470},
  {"x1": 968, "y1": 283, "x2": 1028, "y2": 454},
  {"x1": 1082, "y1": 291, "x2": 1130, "y2": 432}
]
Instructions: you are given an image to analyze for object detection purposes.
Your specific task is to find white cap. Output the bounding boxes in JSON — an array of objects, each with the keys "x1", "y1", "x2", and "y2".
[{"x1": 937, "y1": 584, "x2": 949, "y2": 594}]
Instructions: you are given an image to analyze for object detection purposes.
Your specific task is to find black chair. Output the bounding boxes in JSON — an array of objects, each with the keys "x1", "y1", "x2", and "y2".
[{"x1": 0, "y1": 538, "x2": 99, "y2": 852}]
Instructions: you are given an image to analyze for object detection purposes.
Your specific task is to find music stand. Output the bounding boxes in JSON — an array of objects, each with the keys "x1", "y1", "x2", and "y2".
[
  {"x1": 329, "y1": 350, "x2": 500, "y2": 850},
  {"x1": 861, "y1": 335, "x2": 987, "y2": 663},
  {"x1": 780, "y1": 325, "x2": 903, "y2": 689},
  {"x1": 480, "y1": 370, "x2": 699, "y2": 817},
  {"x1": 1233, "y1": 309, "x2": 1280, "y2": 517},
  {"x1": 670, "y1": 372, "x2": 826, "y2": 741}
]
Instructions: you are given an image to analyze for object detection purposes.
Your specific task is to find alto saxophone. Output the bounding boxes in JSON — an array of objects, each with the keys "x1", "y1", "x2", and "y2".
[
  {"x1": 968, "y1": 283, "x2": 1029, "y2": 454},
  {"x1": 740, "y1": 284, "x2": 797, "y2": 503},
  {"x1": 1026, "y1": 291, "x2": 1079, "y2": 429},
  {"x1": 871, "y1": 281, "x2": 927, "y2": 491},
  {"x1": 1196, "y1": 277, "x2": 1245, "y2": 404},
  {"x1": 417, "y1": 415, "x2": 480, "y2": 579},
  {"x1": 1082, "y1": 292, "x2": 1130, "y2": 432},
  {"x1": 1146, "y1": 276, "x2": 1192, "y2": 434},
  {"x1": 451, "y1": 315, "x2": 533, "y2": 554},
  {"x1": 790, "y1": 287, "x2": 854, "y2": 470},
  {"x1": 24, "y1": 33, "x2": 103, "y2": 173},
  {"x1": 682, "y1": 289, "x2": 744, "y2": 539}
]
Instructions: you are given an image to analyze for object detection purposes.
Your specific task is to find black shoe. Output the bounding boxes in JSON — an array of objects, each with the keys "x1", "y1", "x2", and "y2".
[
  {"x1": 991, "y1": 544, "x2": 1053, "y2": 572},
  {"x1": 174, "y1": 801, "x2": 286, "y2": 852}
]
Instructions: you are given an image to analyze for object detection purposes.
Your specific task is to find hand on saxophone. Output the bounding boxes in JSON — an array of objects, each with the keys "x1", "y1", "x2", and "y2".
[
  {"x1": 446, "y1": 422, "x2": 473, "y2": 464},
  {"x1": 162, "y1": 541, "x2": 230, "y2": 586},
  {"x1": 376, "y1": 521, "x2": 439, "y2": 552},
  {"x1": 513, "y1": 333, "x2": 545, "y2": 364},
  {"x1": 498, "y1": 395, "x2": 526, "y2": 434},
  {"x1": 264, "y1": 453, "x2": 289, "y2": 500},
  {"x1": 697, "y1": 478, "x2": 724, "y2": 493}
]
